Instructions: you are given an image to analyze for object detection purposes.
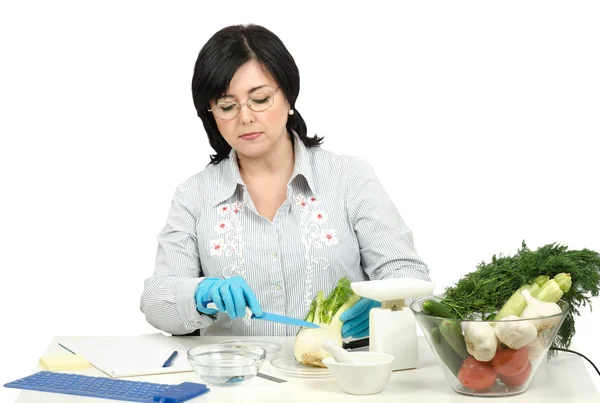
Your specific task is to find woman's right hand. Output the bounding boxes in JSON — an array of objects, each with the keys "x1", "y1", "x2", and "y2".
[{"x1": 195, "y1": 276, "x2": 263, "y2": 319}]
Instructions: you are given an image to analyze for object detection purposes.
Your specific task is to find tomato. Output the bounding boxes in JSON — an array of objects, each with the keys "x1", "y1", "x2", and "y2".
[
  {"x1": 491, "y1": 347, "x2": 529, "y2": 376},
  {"x1": 458, "y1": 356, "x2": 497, "y2": 391},
  {"x1": 498, "y1": 361, "x2": 532, "y2": 387}
]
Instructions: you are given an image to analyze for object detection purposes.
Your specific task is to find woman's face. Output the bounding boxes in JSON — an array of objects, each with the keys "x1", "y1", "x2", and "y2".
[{"x1": 210, "y1": 60, "x2": 290, "y2": 160}]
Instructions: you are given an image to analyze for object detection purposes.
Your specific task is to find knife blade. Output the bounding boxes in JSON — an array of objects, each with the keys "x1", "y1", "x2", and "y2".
[{"x1": 252, "y1": 312, "x2": 320, "y2": 328}]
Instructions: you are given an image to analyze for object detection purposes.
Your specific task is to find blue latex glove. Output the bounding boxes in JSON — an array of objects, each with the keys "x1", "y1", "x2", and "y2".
[
  {"x1": 194, "y1": 276, "x2": 263, "y2": 319},
  {"x1": 339, "y1": 297, "x2": 381, "y2": 338}
]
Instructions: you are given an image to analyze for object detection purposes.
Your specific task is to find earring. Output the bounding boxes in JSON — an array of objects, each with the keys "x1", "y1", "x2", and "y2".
[{"x1": 288, "y1": 109, "x2": 294, "y2": 116}]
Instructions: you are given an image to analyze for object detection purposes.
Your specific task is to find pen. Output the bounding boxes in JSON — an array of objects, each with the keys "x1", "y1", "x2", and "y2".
[{"x1": 162, "y1": 351, "x2": 178, "y2": 368}]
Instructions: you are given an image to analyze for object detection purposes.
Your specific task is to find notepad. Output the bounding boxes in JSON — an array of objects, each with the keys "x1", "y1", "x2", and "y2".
[
  {"x1": 58, "y1": 333, "x2": 196, "y2": 378},
  {"x1": 39, "y1": 355, "x2": 91, "y2": 371}
]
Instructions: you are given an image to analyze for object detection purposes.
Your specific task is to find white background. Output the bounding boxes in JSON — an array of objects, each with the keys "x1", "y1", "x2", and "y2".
[{"x1": 1, "y1": 1, "x2": 599, "y2": 401}]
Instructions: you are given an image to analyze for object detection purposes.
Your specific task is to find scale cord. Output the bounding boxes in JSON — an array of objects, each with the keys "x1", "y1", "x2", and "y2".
[{"x1": 551, "y1": 347, "x2": 600, "y2": 376}]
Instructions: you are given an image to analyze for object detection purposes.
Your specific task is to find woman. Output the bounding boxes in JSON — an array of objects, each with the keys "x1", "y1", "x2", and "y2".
[{"x1": 140, "y1": 24, "x2": 430, "y2": 337}]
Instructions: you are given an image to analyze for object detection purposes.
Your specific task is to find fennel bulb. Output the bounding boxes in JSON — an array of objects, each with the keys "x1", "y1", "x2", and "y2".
[{"x1": 294, "y1": 278, "x2": 361, "y2": 367}]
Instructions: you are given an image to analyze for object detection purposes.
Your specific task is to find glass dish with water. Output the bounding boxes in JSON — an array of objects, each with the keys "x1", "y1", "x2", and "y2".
[{"x1": 187, "y1": 344, "x2": 266, "y2": 386}]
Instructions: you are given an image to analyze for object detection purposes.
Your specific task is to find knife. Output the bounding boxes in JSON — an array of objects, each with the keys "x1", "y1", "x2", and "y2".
[
  {"x1": 204, "y1": 300, "x2": 320, "y2": 329},
  {"x1": 252, "y1": 312, "x2": 320, "y2": 329}
]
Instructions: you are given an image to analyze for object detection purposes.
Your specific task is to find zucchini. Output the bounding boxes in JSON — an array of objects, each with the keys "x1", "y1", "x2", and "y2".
[
  {"x1": 439, "y1": 319, "x2": 469, "y2": 359},
  {"x1": 496, "y1": 273, "x2": 571, "y2": 320},
  {"x1": 495, "y1": 283, "x2": 539, "y2": 320}
]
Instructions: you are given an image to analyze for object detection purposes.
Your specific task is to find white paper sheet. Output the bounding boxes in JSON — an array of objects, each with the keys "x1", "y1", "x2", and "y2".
[{"x1": 58, "y1": 333, "x2": 196, "y2": 378}]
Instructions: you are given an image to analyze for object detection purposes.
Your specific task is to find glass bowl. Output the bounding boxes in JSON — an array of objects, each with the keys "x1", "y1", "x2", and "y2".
[
  {"x1": 216, "y1": 340, "x2": 282, "y2": 359},
  {"x1": 187, "y1": 344, "x2": 266, "y2": 386},
  {"x1": 410, "y1": 295, "x2": 569, "y2": 397}
]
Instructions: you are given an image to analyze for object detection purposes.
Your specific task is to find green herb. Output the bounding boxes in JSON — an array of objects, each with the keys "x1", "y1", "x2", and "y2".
[{"x1": 441, "y1": 241, "x2": 600, "y2": 354}]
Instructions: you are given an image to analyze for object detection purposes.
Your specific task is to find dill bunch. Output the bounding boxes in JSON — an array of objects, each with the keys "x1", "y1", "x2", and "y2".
[{"x1": 441, "y1": 241, "x2": 600, "y2": 354}]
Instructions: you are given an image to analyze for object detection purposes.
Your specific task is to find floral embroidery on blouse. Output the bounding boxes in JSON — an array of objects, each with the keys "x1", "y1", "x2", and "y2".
[
  {"x1": 209, "y1": 200, "x2": 246, "y2": 279},
  {"x1": 209, "y1": 200, "x2": 252, "y2": 327},
  {"x1": 296, "y1": 193, "x2": 339, "y2": 308}
]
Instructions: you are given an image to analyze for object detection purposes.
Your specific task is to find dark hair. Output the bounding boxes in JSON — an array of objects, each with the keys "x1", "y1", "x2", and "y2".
[{"x1": 191, "y1": 24, "x2": 324, "y2": 164}]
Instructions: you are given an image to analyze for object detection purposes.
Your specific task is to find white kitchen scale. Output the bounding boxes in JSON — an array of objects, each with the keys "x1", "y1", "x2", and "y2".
[{"x1": 351, "y1": 278, "x2": 435, "y2": 371}]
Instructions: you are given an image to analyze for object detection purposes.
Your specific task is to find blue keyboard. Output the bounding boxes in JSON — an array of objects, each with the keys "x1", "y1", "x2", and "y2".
[{"x1": 4, "y1": 371, "x2": 209, "y2": 403}]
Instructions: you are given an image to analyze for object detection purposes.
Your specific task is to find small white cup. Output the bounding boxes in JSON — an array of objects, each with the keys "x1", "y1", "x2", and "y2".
[{"x1": 322, "y1": 351, "x2": 394, "y2": 395}]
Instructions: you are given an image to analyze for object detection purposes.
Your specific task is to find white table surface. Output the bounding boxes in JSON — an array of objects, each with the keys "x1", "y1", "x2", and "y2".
[{"x1": 9, "y1": 335, "x2": 600, "y2": 403}]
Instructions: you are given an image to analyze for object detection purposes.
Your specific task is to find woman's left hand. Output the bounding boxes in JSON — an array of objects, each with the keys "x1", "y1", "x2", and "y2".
[{"x1": 339, "y1": 297, "x2": 382, "y2": 338}]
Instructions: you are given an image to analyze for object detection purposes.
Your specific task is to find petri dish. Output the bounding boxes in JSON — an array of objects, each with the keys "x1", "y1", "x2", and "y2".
[
  {"x1": 187, "y1": 344, "x2": 266, "y2": 386},
  {"x1": 270, "y1": 356, "x2": 331, "y2": 378},
  {"x1": 217, "y1": 340, "x2": 282, "y2": 357}
]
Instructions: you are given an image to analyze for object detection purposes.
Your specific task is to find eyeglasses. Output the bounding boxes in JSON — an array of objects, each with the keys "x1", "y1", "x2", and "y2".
[{"x1": 208, "y1": 87, "x2": 280, "y2": 120}]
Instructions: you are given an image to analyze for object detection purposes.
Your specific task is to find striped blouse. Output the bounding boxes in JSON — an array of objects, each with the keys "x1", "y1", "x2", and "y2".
[{"x1": 140, "y1": 134, "x2": 431, "y2": 336}]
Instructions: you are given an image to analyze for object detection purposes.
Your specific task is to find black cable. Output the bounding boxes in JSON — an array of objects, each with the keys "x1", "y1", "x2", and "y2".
[
  {"x1": 551, "y1": 347, "x2": 600, "y2": 376},
  {"x1": 343, "y1": 337, "x2": 369, "y2": 350}
]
